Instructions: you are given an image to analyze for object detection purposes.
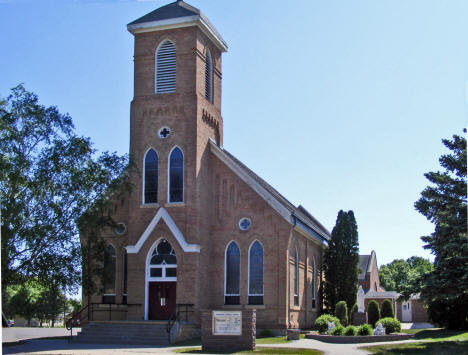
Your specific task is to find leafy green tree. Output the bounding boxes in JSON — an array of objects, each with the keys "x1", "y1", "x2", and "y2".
[
  {"x1": 8, "y1": 284, "x2": 41, "y2": 326},
  {"x1": 415, "y1": 131, "x2": 467, "y2": 330},
  {"x1": 68, "y1": 298, "x2": 82, "y2": 314},
  {"x1": 0, "y1": 85, "x2": 130, "y2": 295},
  {"x1": 36, "y1": 286, "x2": 67, "y2": 327},
  {"x1": 323, "y1": 210, "x2": 360, "y2": 313},
  {"x1": 379, "y1": 257, "x2": 433, "y2": 300}
]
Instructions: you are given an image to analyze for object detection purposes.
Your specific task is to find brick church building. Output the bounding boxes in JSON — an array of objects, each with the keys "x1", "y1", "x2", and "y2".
[{"x1": 81, "y1": 0, "x2": 330, "y2": 335}]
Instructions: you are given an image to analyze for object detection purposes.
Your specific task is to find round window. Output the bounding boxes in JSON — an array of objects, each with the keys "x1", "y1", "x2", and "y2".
[
  {"x1": 238, "y1": 217, "x2": 251, "y2": 231},
  {"x1": 115, "y1": 223, "x2": 126, "y2": 235},
  {"x1": 158, "y1": 127, "x2": 171, "y2": 139}
]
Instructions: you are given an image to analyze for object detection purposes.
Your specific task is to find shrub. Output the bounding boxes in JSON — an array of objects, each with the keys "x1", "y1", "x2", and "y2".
[
  {"x1": 381, "y1": 299, "x2": 394, "y2": 318},
  {"x1": 357, "y1": 323, "x2": 373, "y2": 336},
  {"x1": 314, "y1": 314, "x2": 341, "y2": 334},
  {"x1": 367, "y1": 300, "x2": 380, "y2": 327},
  {"x1": 377, "y1": 317, "x2": 401, "y2": 334},
  {"x1": 259, "y1": 328, "x2": 272, "y2": 337},
  {"x1": 335, "y1": 301, "x2": 348, "y2": 326},
  {"x1": 331, "y1": 324, "x2": 344, "y2": 335},
  {"x1": 344, "y1": 325, "x2": 357, "y2": 336},
  {"x1": 349, "y1": 303, "x2": 358, "y2": 325}
]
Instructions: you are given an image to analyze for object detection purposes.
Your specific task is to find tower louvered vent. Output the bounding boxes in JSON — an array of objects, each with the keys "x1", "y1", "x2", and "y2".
[
  {"x1": 205, "y1": 50, "x2": 213, "y2": 102},
  {"x1": 155, "y1": 40, "x2": 176, "y2": 93}
]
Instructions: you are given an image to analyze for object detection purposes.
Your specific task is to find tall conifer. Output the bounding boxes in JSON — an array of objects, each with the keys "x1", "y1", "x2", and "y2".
[{"x1": 323, "y1": 210, "x2": 360, "y2": 313}]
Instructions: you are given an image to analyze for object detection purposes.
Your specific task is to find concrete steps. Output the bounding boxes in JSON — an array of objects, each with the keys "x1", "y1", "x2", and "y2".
[{"x1": 74, "y1": 321, "x2": 171, "y2": 345}]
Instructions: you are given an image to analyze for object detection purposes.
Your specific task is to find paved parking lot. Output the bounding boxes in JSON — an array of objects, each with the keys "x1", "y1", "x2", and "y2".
[{"x1": 2, "y1": 327, "x2": 80, "y2": 344}]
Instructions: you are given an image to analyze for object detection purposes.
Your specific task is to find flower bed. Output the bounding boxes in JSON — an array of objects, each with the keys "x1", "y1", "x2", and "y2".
[{"x1": 305, "y1": 333, "x2": 414, "y2": 343}]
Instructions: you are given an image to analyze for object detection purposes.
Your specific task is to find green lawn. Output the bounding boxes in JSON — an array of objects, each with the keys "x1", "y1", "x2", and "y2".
[
  {"x1": 361, "y1": 329, "x2": 468, "y2": 355},
  {"x1": 173, "y1": 334, "x2": 305, "y2": 347},
  {"x1": 174, "y1": 347, "x2": 322, "y2": 354}
]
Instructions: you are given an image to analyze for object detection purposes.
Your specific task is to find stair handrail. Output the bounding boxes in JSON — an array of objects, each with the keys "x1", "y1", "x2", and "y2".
[
  {"x1": 166, "y1": 304, "x2": 194, "y2": 344},
  {"x1": 66, "y1": 303, "x2": 90, "y2": 342}
]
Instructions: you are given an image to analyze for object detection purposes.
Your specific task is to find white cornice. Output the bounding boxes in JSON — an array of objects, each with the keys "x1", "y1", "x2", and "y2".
[
  {"x1": 127, "y1": 16, "x2": 228, "y2": 52},
  {"x1": 126, "y1": 207, "x2": 200, "y2": 254}
]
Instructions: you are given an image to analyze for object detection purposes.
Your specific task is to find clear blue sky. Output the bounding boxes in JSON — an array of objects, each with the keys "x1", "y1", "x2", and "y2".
[{"x1": 1, "y1": 0, "x2": 467, "y2": 267}]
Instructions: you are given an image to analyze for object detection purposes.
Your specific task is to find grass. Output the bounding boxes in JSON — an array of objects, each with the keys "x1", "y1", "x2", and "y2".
[
  {"x1": 173, "y1": 334, "x2": 306, "y2": 346},
  {"x1": 361, "y1": 329, "x2": 468, "y2": 354},
  {"x1": 174, "y1": 347, "x2": 323, "y2": 354},
  {"x1": 361, "y1": 341, "x2": 467, "y2": 354}
]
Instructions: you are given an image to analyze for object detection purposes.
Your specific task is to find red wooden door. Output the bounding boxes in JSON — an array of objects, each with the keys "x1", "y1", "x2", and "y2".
[{"x1": 148, "y1": 282, "x2": 176, "y2": 320}]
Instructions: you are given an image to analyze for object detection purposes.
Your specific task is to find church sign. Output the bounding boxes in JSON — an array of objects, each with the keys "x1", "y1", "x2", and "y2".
[{"x1": 212, "y1": 311, "x2": 242, "y2": 335}]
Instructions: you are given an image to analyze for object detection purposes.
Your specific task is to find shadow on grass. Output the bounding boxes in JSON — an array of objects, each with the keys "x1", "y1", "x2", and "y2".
[
  {"x1": 412, "y1": 329, "x2": 466, "y2": 340},
  {"x1": 174, "y1": 347, "x2": 323, "y2": 355},
  {"x1": 361, "y1": 341, "x2": 468, "y2": 355}
]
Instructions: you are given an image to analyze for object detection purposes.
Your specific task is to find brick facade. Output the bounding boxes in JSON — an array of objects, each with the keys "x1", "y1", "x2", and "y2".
[{"x1": 80, "y1": 0, "x2": 329, "y2": 334}]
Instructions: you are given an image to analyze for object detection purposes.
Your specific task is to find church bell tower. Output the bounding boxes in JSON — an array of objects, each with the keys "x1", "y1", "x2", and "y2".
[{"x1": 127, "y1": 0, "x2": 227, "y2": 208}]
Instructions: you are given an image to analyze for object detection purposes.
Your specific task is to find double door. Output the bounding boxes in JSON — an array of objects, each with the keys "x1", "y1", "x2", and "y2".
[{"x1": 148, "y1": 282, "x2": 176, "y2": 320}]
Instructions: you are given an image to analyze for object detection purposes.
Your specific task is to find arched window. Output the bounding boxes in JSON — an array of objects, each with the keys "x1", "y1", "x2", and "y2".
[
  {"x1": 144, "y1": 149, "x2": 158, "y2": 204},
  {"x1": 248, "y1": 241, "x2": 264, "y2": 305},
  {"x1": 103, "y1": 244, "x2": 116, "y2": 304},
  {"x1": 123, "y1": 250, "x2": 128, "y2": 304},
  {"x1": 294, "y1": 250, "x2": 299, "y2": 306},
  {"x1": 225, "y1": 241, "x2": 240, "y2": 305},
  {"x1": 149, "y1": 239, "x2": 177, "y2": 280},
  {"x1": 312, "y1": 258, "x2": 316, "y2": 309},
  {"x1": 205, "y1": 49, "x2": 213, "y2": 102},
  {"x1": 168, "y1": 147, "x2": 183, "y2": 203},
  {"x1": 155, "y1": 40, "x2": 176, "y2": 93}
]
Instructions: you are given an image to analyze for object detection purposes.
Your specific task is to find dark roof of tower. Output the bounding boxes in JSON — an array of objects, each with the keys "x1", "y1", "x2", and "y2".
[
  {"x1": 358, "y1": 250, "x2": 377, "y2": 280},
  {"x1": 128, "y1": 0, "x2": 199, "y2": 25}
]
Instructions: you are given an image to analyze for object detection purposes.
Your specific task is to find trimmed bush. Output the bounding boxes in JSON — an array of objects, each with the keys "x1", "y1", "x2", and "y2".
[
  {"x1": 331, "y1": 324, "x2": 344, "y2": 335},
  {"x1": 368, "y1": 300, "x2": 380, "y2": 327},
  {"x1": 381, "y1": 299, "x2": 394, "y2": 318},
  {"x1": 335, "y1": 301, "x2": 348, "y2": 326},
  {"x1": 259, "y1": 328, "x2": 272, "y2": 337},
  {"x1": 314, "y1": 314, "x2": 341, "y2": 334},
  {"x1": 377, "y1": 317, "x2": 401, "y2": 334},
  {"x1": 349, "y1": 303, "x2": 358, "y2": 325},
  {"x1": 357, "y1": 323, "x2": 373, "y2": 336},
  {"x1": 344, "y1": 325, "x2": 357, "y2": 336}
]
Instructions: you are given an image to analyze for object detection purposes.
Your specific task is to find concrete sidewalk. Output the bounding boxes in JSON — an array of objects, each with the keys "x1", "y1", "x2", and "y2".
[
  {"x1": 2, "y1": 337, "x2": 425, "y2": 355},
  {"x1": 2, "y1": 327, "x2": 81, "y2": 344}
]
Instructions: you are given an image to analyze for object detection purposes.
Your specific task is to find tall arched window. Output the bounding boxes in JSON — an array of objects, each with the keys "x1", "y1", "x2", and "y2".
[
  {"x1": 205, "y1": 49, "x2": 213, "y2": 102},
  {"x1": 103, "y1": 244, "x2": 116, "y2": 304},
  {"x1": 248, "y1": 241, "x2": 264, "y2": 305},
  {"x1": 225, "y1": 241, "x2": 240, "y2": 305},
  {"x1": 168, "y1": 147, "x2": 183, "y2": 203},
  {"x1": 155, "y1": 40, "x2": 176, "y2": 93},
  {"x1": 312, "y1": 258, "x2": 316, "y2": 309},
  {"x1": 123, "y1": 250, "x2": 128, "y2": 304},
  {"x1": 294, "y1": 250, "x2": 299, "y2": 306},
  {"x1": 144, "y1": 149, "x2": 158, "y2": 204}
]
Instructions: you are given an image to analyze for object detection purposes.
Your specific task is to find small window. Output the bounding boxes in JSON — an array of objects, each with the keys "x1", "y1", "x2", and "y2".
[
  {"x1": 225, "y1": 241, "x2": 240, "y2": 305},
  {"x1": 144, "y1": 149, "x2": 158, "y2": 204},
  {"x1": 122, "y1": 250, "x2": 128, "y2": 304},
  {"x1": 155, "y1": 40, "x2": 176, "y2": 93},
  {"x1": 169, "y1": 147, "x2": 183, "y2": 203},
  {"x1": 312, "y1": 258, "x2": 317, "y2": 309},
  {"x1": 205, "y1": 49, "x2": 213, "y2": 102},
  {"x1": 103, "y1": 245, "x2": 116, "y2": 304}
]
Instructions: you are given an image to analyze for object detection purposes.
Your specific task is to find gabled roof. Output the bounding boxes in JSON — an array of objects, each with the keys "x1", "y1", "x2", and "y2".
[
  {"x1": 209, "y1": 140, "x2": 330, "y2": 244},
  {"x1": 127, "y1": 0, "x2": 227, "y2": 52},
  {"x1": 358, "y1": 250, "x2": 377, "y2": 280}
]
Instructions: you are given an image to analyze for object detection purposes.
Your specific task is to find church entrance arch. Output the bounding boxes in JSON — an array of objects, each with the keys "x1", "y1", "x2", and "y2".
[{"x1": 146, "y1": 239, "x2": 177, "y2": 320}]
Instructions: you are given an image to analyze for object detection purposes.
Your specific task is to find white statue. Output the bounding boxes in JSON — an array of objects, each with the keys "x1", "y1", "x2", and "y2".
[
  {"x1": 327, "y1": 321, "x2": 335, "y2": 334},
  {"x1": 357, "y1": 285, "x2": 365, "y2": 312},
  {"x1": 373, "y1": 323, "x2": 386, "y2": 335}
]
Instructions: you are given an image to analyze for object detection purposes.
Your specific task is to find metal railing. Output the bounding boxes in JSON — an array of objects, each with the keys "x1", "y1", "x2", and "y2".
[{"x1": 166, "y1": 303, "x2": 194, "y2": 344}]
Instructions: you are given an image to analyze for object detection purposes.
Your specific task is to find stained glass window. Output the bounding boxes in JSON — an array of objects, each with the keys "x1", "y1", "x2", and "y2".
[
  {"x1": 294, "y1": 250, "x2": 299, "y2": 306},
  {"x1": 249, "y1": 241, "x2": 263, "y2": 305},
  {"x1": 169, "y1": 147, "x2": 183, "y2": 202},
  {"x1": 225, "y1": 241, "x2": 240, "y2": 305},
  {"x1": 144, "y1": 149, "x2": 158, "y2": 203},
  {"x1": 103, "y1": 245, "x2": 116, "y2": 298}
]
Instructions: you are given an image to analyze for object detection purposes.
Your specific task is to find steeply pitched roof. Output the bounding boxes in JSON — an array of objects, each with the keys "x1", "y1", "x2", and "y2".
[
  {"x1": 358, "y1": 254, "x2": 371, "y2": 280},
  {"x1": 128, "y1": 1, "x2": 199, "y2": 25},
  {"x1": 127, "y1": 0, "x2": 227, "y2": 52},
  {"x1": 209, "y1": 140, "x2": 330, "y2": 244}
]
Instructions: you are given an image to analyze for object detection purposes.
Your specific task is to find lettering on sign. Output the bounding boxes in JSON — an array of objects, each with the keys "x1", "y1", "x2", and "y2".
[
  {"x1": 212, "y1": 311, "x2": 242, "y2": 335},
  {"x1": 142, "y1": 105, "x2": 185, "y2": 120}
]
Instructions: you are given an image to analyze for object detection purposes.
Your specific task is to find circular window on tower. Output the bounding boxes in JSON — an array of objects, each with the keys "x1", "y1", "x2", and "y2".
[
  {"x1": 115, "y1": 223, "x2": 127, "y2": 235},
  {"x1": 238, "y1": 217, "x2": 251, "y2": 231},
  {"x1": 158, "y1": 127, "x2": 171, "y2": 139}
]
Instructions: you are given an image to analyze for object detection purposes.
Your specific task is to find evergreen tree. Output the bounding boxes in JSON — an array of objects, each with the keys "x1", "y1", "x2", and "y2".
[
  {"x1": 381, "y1": 299, "x2": 394, "y2": 318},
  {"x1": 367, "y1": 300, "x2": 380, "y2": 328},
  {"x1": 323, "y1": 210, "x2": 360, "y2": 313},
  {"x1": 414, "y1": 131, "x2": 467, "y2": 330}
]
